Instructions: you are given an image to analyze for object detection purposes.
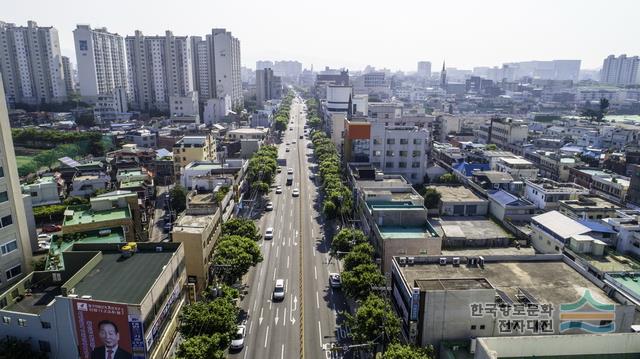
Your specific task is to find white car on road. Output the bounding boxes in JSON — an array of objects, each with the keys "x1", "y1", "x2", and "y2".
[
  {"x1": 230, "y1": 324, "x2": 246, "y2": 350},
  {"x1": 292, "y1": 188, "x2": 300, "y2": 197},
  {"x1": 273, "y1": 279, "x2": 285, "y2": 301},
  {"x1": 265, "y1": 227, "x2": 274, "y2": 240},
  {"x1": 275, "y1": 186, "x2": 283, "y2": 194}
]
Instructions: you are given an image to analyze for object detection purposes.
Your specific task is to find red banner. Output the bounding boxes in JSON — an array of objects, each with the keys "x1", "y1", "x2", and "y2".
[{"x1": 73, "y1": 299, "x2": 134, "y2": 359}]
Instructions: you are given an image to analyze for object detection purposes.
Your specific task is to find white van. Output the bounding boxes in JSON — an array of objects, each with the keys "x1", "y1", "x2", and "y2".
[{"x1": 273, "y1": 279, "x2": 285, "y2": 301}]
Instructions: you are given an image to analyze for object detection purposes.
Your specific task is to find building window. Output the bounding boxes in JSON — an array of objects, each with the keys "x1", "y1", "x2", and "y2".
[
  {"x1": 41, "y1": 321, "x2": 51, "y2": 329},
  {"x1": 471, "y1": 325, "x2": 477, "y2": 330},
  {"x1": 2, "y1": 317, "x2": 10, "y2": 324},
  {"x1": 398, "y1": 162, "x2": 407, "y2": 168},
  {"x1": 412, "y1": 151, "x2": 421, "y2": 157},
  {"x1": 17, "y1": 318, "x2": 26, "y2": 327},
  {"x1": 385, "y1": 162, "x2": 394, "y2": 168},
  {"x1": 1, "y1": 215, "x2": 12, "y2": 228},
  {"x1": 400, "y1": 139, "x2": 409, "y2": 145},
  {"x1": 386, "y1": 139, "x2": 395, "y2": 145},
  {"x1": 1, "y1": 240, "x2": 18, "y2": 255},
  {"x1": 5, "y1": 265, "x2": 21, "y2": 280},
  {"x1": 413, "y1": 139, "x2": 422, "y2": 145},
  {"x1": 399, "y1": 151, "x2": 408, "y2": 157},
  {"x1": 0, "y1": 167, "x2": 4, "y2": 178},
  {"x1": 386, "y1": 151, "x2": 394, "y2": 157},
  {"x1": 0, "y1": 192, "x2": 7, "y2": 203},
  {"x1": 412, "y1": 162, "x2": 421, "y2": 168}
]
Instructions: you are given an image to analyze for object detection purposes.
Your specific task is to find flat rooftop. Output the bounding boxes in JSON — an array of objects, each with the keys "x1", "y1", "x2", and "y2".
[
  {"x1": 560, "y1": 196, "x2": 622, "y2": 211},
  {"x1": 379, "y1": 225, "x2": 439, "y2": 240},
  {"x1": 119, "y1": 180, "x2": 145, "y2": 188},
  {"x1": 433, "y1": 217, "x2": 513, "y2": 241},
  {"x1": 4, "y1": 283, "x2": 60, "y2": 315},
  {"x1": 500, "y1": 157, "x2": 534, "y2": 165},
  {"x1": 400, "y1": 259, "x2": 616, "y2": 305},
  {"x1": 46, "y1": 228, "x2": 125, "y2": 271},
  {"x1": 72, "y1": 250, "x2": 174, "y2": 304},
  {"x1": 63, "y1": 206, "x2": 131, "y2": 226},
  {"x1": 188, "y1": 162, "x2": 223, "y2": 170},
  {"x1": 173, "y1": 214, "x2": 215, "y2": 234},
  {"x1": 429, "y1": 185, "x2": 485, "y2": 203},
  {"x1": 575, "y1": 250, "x2": 640, "y2": 273},
  {"x1": 442, "y1": 246, "x2": 536, "y2": 257}
]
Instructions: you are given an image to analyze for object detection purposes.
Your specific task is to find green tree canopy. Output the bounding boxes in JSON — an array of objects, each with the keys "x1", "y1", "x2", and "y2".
[
  {"x1": 221, "y1": 218, "x2": 261, "y2": 241},
  {"x1": 178, "y1": 297, "x2": 239, "y2": 340},
  {"x1": 423, "y1": 188, "x2": 441, "y2": 209},
  {"x1": 331, "y1": 228, "x2": 368, "y2": 257},
  {"x1": 341, "y1": 263, "x2": 385, "y2": 301},
  {"x1": 347, "y1": 294, "x2": 401, "y2": 350},
  {"x1": 213, "y1": 235, "x2": 263, "y2": 284},
  {"x1": 343, "y1": 243, "x2": 375, "y2": 272},
  {"x1": 176, "y1": 334, "x2": 226, "y2": 359},
  {"x1": 382, "y1": 343, "x2": 435, "y2": 359},
  {"x1": 170, "y1": 185, "x2": 188, "y2": 213},
  {"x1": 438, "y1": 173, "x2": 458, "y2": 184}
]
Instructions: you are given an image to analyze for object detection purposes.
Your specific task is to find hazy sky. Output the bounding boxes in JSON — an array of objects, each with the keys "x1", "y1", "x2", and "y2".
[{"x1": 4, "y1": 0, "x2": 639, "y2": 71}]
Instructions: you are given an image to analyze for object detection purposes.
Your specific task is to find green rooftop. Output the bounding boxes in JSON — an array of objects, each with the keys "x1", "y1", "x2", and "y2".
[
  {"x1": 63, "y1": 206, "x2": 131, "y2": 226},
  {"x1": 72, "y1": 250, "x2": 174, "y2": 304},
  {"x1": 609, "y1": 273, "x2": 640, "y2": 299},
  {"x1": 45, "y1": 228, "x2": 125, "y2": 271}
]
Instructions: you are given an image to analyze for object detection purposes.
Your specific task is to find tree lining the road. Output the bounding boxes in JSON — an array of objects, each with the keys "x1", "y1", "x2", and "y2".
[
  {"x1": 221, "y1": 218, "x2": 261, "y2": 241},
  {"x1": 212, "y1": 235, "x2": 263, "y2": 285},
  {"x1": 382, "y1": 343, "x2": 435, "y2": 359},
  {"x1": 169, "y1": 184, "x2": 188, "y2": 214},
  {"x1": 310, "y1": 131, "x2": 353, "y2": 218},
  {"x1": 330, "y1": 228, "x2": 369, "y2": 257},
  {"x1": 273, "y1": 91, "x2": 294, "y2": 132},
  {"x1": 176, "y1": 334, "x2": 226, "y2": 359},
  {"x1": 346, "y1": 294, "x2": 401, "y2": 352},
  {"x1": 246, "y1": 145, "x2": 278, "y2": 195},
  {"x1": 177, "y1": 296, "x2": 239, "y2": 356}
]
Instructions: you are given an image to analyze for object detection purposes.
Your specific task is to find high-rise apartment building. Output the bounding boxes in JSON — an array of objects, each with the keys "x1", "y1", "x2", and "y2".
[
  {"x1": 256, "y1": 68, "x2": 282, "y2": 108},
  {"x1": 191, "y1": 29, "x2": 242, "y2": 108},
  {"x1": 256, "y1": 60, "x2": 273, "y2": 71},
  {"x1": 126, "y1": 30, "x2": 193, "y2": 111},
  {"x1": 417, "y1": 61, "x2": 431, "y2": 78},
  {"x1": 600, "y1": 54, "x2": 640, "y2": 86},
  {"x1": 273, "y1": 60, "x2": 302, "y2": 79},
  {"x1": 0, "y1": 74, "x2": 33, "y2": 290},
  {"x1": 0, "y1": 21, "x2": 67, "y2": 105},
  {"x1": 61, "y1": 56, "x2": 74, "y2": 95},
  {"x1": 73, "y1": 25, "x2": 127, "y2": 100}
]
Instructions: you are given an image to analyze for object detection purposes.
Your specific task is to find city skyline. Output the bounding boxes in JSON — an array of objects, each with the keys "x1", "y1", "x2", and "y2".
[{"x1": 3, "y1": 0, "x2": 639, "y2": 72}]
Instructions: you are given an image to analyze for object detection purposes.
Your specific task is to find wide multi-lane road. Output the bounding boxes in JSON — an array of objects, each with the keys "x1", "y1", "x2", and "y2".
[{"x1": 231, "y1": 95, "x2": 349, "y2": 359}]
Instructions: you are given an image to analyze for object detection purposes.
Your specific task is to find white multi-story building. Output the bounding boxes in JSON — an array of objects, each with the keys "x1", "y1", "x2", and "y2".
[
  {"x1": 273, "y1": 60, "x2": 302, "y2": 79},
  {"x1": 170, "y1": 91, "x2": 200, "y2": 124},
  {"x1": 369, "y1": 124, "x2": 430, "y2": 184},
  {"x1": 73, "y1": 25, "x2": 127, "y2": 101},
  {"x1": 61, "y1": 56, "x2": 74, "y2": 95},
  {"x1": 255, "y1": 60, "x2": 273, "y2": 71},
  {"x1": 190, "y1": 29, "x2": 242, "y2": 108},
  {"x1": 417, "y1": 61, "x2": 431, "y2": 78},
  {"x1": 0, "y1": 75, "x2": 33, "y2": 290},
  {"x1": 0, "y1": 21, "x2": 67, "y2": 104},
  {"x1": 93, "y1": 87, "x2": 128, "y2": 123},
  {"x1": 126, "y1": 30, "x2": 193, "y2": 111},
  {"x1": 524, "y1": 178, "x2": 589, "y2": 210},
  {"x1": 600, "y1": 54, "x2": 640, "y2": 86}
]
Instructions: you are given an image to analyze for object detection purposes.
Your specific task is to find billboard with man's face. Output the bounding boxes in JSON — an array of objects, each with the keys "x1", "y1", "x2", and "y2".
[{"x1": 73, "y1": 299, "x2": 136, "y2": 359}]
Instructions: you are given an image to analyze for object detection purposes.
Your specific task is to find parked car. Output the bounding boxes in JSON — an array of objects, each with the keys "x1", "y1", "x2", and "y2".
[
  {"x1": 287, "y1": 168, "x2": 294, "y2": 175},
  {"x1": 266, "y1": 201, "x2": 274, "y2": 211},
  {"x1": 42, "y1": 224, "x2": 61, "y2": 233},
  {"x1": 230, "y1": 324, "x2": 246, "y2": 350},
  {"x1": 265, "y1": 227, "x2": 274, "y2": 240},
  {"x1": 38, "y1": 241, "x2": 51, "y2": 250},
  {"x1": 286, "y1": 147, "x2": 290, "y2": 152},
  {"x1": 275, "y1": 186, "x2": 283, "y2": 194},
  {"x1": 38, "y1": 233, "x2": 52, "y2": 241},
  {"x1": 273, "y1": 279, "x2": 285, "y2": 301},
  {"x1": 329, "y1": 273, "x2": 342, "y2": 288}
]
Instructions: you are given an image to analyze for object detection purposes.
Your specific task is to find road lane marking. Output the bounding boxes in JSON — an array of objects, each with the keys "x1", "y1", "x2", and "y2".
[
  {"x1": 264, "y1": 325, "x2": 269, "y2": 348},
  {"x1": 281, "y1": 344, "x2": 285, "y2": 359},
  {"x1": 318, "y1": 321, "x2": 323, "y2": 348},
  {"x1": 276, "y1": 246, "x2": 279, "y2": 259},
  {"x1": 314, "y1": 265, "x2": 317, "y2": 280},
  {"x1": 287, "y1": 255, "x2": 290, "y2": 269},
  {"x1": 243, "y1": 346, "x2": 248, "y2": 359},
  {"x1": 273, "y1": 267, "x2": 277, "y2": 281},
  {"x1": 316, "y1": 291, "x2": 319, "y2": 309},
  {"x1": 259, "y1": 307, "x2": 264, "y2": 325},
  {"x1": 275, "y1": 308, "x2": 279, "y2": 325},
  {"x1": 249, "y1": 319, "x2": 253, "y2": 334}
]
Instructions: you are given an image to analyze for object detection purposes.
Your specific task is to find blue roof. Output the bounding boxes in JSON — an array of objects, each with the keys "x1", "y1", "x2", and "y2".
[
  {"x1": 577, "y1": 219, "x2": 617, "y2": 234},
  {"x1": 488, "y1": 190, "x2": 518, "y2": 206},
  {"x1": 453, "y1": 162, "x2": 490, "y2": 177}
]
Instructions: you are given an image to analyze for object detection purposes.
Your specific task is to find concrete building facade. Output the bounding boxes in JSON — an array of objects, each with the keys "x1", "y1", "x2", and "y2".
[{"x1": 0, "y1": 21, "x2": 67, "y2": 104}]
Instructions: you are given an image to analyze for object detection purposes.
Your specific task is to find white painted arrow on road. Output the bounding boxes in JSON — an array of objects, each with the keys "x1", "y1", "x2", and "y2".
[
  {"x1": 275, "y1": 308, "x2": 279, "y2": 326},
  {"x1": 259, "y1": 307, "x2": 264, "y2": 326}
]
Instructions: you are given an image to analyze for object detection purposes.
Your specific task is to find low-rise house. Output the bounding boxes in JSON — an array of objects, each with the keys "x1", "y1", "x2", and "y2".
[
  {"x1": 69, "y1": 172, "x2": 110, "y2": 197},
  {"x1": 21, "y1": 174, "x2": 64, "y2": 206},
  {"x1": 530, "y1": 210, "x2": 591, "y2": 253},
  {"x1": 471, "y1": 171, "x2": 514, "y2": 191},
  {"x1": 429, "y1": 185, "x2": 488, "y2": 216},
  {"x1": 487, "y1": 189, "x2": 536, "y2": 223},
  {"x1": 524, "y1": 178, "x2": 589, "y2": 210},
  {"x1": 604, "y1": 210, "x2": 640, "y2": 259},
  {"x1": 559, "y1": 195, "x2": 623, "y2": 220},
  {"x1": 180, "y1": 159, "x2": 247, "y2": 191},
  {"x1": 570, "y1": 168, "x2": 631, "y2": 204},
  {"x1": 496, "y1": 156, "x2": 539, "y2": 180}
]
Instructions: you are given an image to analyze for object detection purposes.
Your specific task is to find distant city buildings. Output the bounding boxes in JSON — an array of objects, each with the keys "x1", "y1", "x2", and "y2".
[
  {"x1": 0, "y1": 21, "x2": 67, "y2": 105},
  {"x1": 600, "y1": 54, "x2": 640, "y2": 86},
  {"x1": 255, "y1": 68, "x2": 282, "y2": 108},
  {"x1": 73, "y1": 25, "x2": 128, "y2": 101},
  {"x1": 417, "y1": 61, "x2": 431, "y2": 78}
]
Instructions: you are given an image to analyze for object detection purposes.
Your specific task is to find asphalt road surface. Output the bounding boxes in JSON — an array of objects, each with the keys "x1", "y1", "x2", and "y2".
[{"x1": 230, "y1": 95, "x2": 350, "y2": 359}]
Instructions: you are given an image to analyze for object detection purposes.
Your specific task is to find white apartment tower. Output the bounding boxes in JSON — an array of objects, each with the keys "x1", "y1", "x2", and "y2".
[
  {"x1": 0, "y1": 21, "x2": 67, "y2": 104},
  {"x1": 126, "y1": 30, "x2": 193, "y2": 111},
  {"x1": 73, "y1": 25, "x2": 127, "y2": 100},
  {"x1": 61, "y1": 55, "x2": 74, "y2": 95},
  {"x1": 600, "y1": 54, "x2": 640, "y2": 86},
  {"x1": 417, "y1": 61, "x2": 432, "y2": 78},
  {"x1": 191, "y1": 29, "x2": 242, "y2": 108},
  {"x1": 0, "y1": 74, "x2": 33, "y2": 290}
]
